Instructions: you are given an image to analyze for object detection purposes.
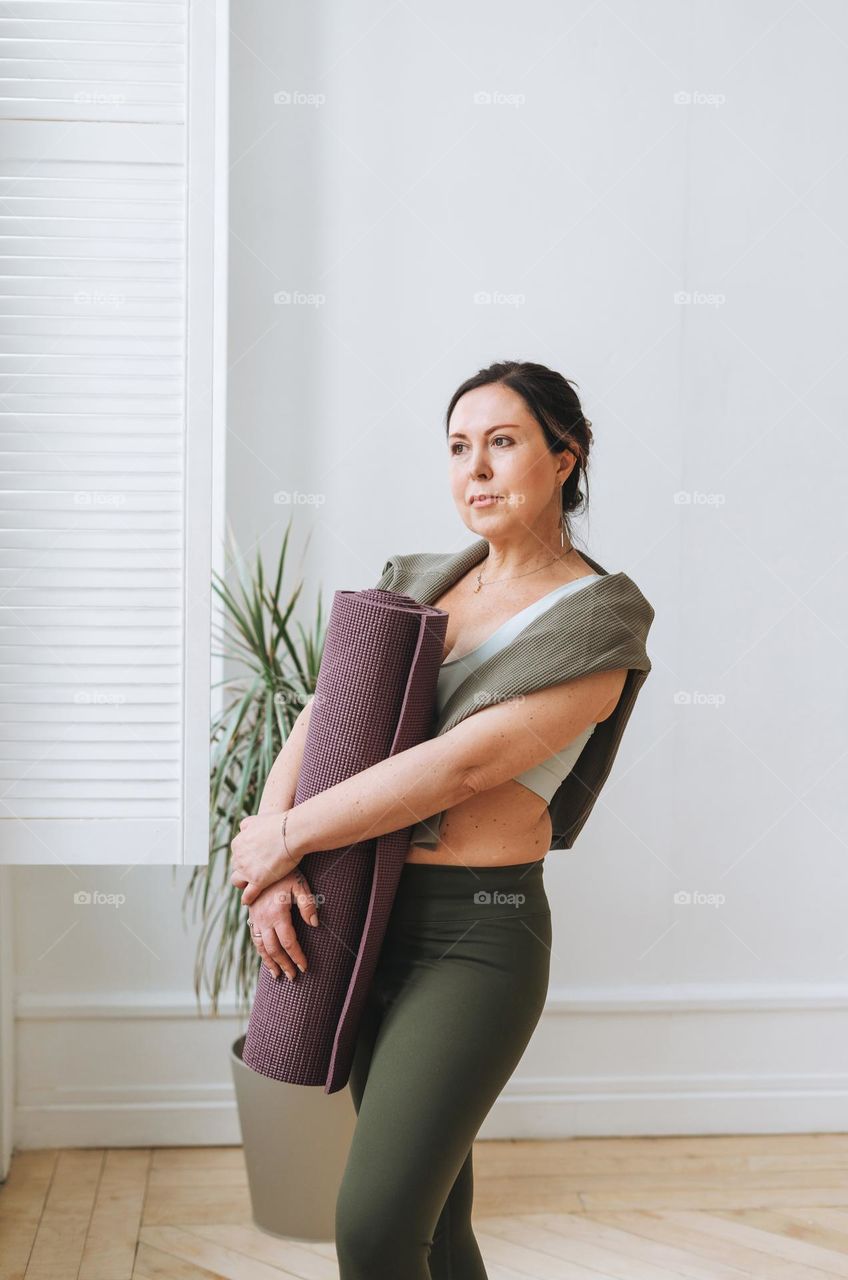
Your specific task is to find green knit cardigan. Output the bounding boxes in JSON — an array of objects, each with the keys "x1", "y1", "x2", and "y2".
[{"x1": 375, "y1": 537, "x2": 656, "y2": 850}]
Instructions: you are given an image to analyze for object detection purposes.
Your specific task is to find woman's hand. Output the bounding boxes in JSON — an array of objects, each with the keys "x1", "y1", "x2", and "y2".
[
  {"x1": 230, "y1": 811, "x2": 298, "y2": 905},
  {"x1": 247, "y1": 866, "x2": 321, "y2": 982}
]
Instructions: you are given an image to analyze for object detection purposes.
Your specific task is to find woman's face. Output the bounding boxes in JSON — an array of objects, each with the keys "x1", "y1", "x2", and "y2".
[{"x1": 447, "y1": 382, "x2": 575, "y2": 536}]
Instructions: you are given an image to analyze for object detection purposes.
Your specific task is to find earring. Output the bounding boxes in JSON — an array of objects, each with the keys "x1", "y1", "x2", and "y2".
[{"x1": 560, "y1": 512, "x2": 565, "y2": 549}]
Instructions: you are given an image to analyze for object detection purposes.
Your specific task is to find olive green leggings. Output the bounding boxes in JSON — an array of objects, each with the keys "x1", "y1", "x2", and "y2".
[{"x1": 335, "y1": 858, "x2": 552, "y2": 1280}]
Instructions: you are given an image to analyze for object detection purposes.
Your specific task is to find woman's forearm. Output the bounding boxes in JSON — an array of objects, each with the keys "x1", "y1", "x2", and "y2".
[
  {"x1": 256, "y1": 696, "x2": 314, "y2": 815},
  {"x1": 279, "y1": 734, "x2": 474, "y2": 861}
]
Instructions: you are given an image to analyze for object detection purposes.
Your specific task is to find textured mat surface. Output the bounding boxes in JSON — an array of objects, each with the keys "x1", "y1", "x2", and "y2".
[{"x1": 241, "y1": 588, "x2": 448, "y2": 1093}]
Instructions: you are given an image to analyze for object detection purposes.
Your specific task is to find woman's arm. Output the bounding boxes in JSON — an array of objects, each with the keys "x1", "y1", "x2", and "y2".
[
  {"x1": 255, "y1": 695, "x2": 314, "y2": 815},
  {"x1": 284, "y1": 666, "x2": 627, "y2": 858},
  {"x1": 233, "y1": 666, "x2": 628, "y2": 901}
]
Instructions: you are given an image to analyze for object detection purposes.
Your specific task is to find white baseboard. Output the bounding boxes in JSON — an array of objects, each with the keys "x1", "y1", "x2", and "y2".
[
  {"x1": 15, "y1": 1092, "x2": 243, "y2": 1148},
  {"x1": 481, "y1": 1072, "x2": 848, "y2": 1138},
  {"x1": 12, "y1": 984, "x2": 848, "y2": 1147}
]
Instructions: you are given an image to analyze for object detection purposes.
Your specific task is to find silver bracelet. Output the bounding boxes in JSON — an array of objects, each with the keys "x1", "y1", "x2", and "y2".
[{"x1": 281, "y1": 811, "x2": 292, "y2": 861}]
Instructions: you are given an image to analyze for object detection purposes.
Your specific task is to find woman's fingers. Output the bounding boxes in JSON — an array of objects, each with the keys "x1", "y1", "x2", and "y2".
[
  {"x1": 256, "y1": 923, "x2": 299, "y2": 983},
  {"x1": 253, "y1": 927, "x2": 283, "y2": 979},
  {"x1": 267, "y1": 915, "x2": 309, "y2": 978},
  {"x1": 252, "y1": 888, "x2": 304, "y2": 980},
  {"x1": 290, "y1": 868, "x2": 320, "y2": 927},
  {"x1": 247, "y1": 871, "x2": 320, "y2": 982},
  {"x1": 248, "y1": 914, "x2": 287, "y2": 981}
]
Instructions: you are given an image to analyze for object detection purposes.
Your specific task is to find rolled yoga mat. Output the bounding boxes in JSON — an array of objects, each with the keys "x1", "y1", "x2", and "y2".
[{"x1": 241, "y1": 587, "x2": 449, "y2": 1094}]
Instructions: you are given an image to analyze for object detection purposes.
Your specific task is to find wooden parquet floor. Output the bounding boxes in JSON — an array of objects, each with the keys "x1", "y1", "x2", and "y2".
[{"x1": 3, "y1": 1135, "x2": 848, "y2": 1278}]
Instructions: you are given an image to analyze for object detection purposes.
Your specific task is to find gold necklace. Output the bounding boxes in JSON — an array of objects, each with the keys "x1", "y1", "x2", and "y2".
[{"x1": 472, "y1": 545, "x2": 575, "y2": 593}]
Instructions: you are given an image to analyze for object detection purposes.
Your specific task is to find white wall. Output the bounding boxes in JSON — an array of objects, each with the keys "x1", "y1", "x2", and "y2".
[{"x1": 10, "y1": 0, "x2": 848, "y2": 1147}]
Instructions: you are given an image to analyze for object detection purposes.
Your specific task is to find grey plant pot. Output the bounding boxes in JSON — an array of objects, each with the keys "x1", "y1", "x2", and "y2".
[{"x1": 230, "y1": 1032, "x2": 357, "y2": 1242}]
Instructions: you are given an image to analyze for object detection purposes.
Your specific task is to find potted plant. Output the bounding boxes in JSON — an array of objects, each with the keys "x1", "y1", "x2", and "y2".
[{"x1": 179, "y1": 518, "x2": 356, "y2": 1241}]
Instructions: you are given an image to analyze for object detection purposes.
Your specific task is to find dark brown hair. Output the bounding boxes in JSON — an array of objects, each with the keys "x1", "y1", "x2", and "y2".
[{"x1": 446, "y1": 360, "x2": 593, "y2": 541}]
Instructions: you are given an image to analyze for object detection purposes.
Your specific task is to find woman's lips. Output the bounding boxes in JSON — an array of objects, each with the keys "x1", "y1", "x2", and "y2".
[{"x1": 470, "y1": 495, "x2": 500, "y2": 507}]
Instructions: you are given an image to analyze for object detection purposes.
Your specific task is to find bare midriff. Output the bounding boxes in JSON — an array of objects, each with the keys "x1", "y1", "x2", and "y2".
[
  {"x1": 405, "y1": 778, "x2": 554, "y2": 867},
  {"x1": 403, "y1": 551, "x2": 603, "y2": 869}
]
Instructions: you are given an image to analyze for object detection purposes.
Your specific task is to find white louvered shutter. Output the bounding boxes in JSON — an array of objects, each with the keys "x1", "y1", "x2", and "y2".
[{"x1": 0, "y1": 0, "x2": 226, "y2": 864}]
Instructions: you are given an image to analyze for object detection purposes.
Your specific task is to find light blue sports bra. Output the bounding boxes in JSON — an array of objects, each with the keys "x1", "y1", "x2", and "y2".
[{"x1": 408, "y1": 574, "x2": 602, "y2": 849}]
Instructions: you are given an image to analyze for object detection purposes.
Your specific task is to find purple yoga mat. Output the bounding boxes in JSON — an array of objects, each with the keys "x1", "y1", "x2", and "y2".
[{"x1": 241, "y1": 587, "x2": 448, "y2": 1094}]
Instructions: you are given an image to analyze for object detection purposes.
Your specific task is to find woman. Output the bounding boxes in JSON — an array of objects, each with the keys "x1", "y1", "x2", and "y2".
[{"x1": 231, "y1": 360, "x2": 652, "y2": 1279}]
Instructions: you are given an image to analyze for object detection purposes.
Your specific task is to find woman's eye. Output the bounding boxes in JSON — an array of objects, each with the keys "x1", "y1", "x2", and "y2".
[{"x1": 450, "y1": 437, "x2": 512, "y2": 455}]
